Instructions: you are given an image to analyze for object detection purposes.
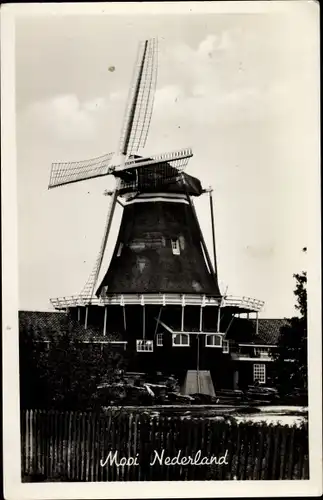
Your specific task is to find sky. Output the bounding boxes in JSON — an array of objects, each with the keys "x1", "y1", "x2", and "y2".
[{"x1": 15, "y1": 5, "x2": 318, "y2": 317}]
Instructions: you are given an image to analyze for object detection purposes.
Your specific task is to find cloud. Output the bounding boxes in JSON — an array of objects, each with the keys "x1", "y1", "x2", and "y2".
[
  {"x1": 154, "y1": 84, "x2": 183, "y2": 107},
  {"x1": 197, "y1": 32, "x2": 232, "y2": 58},
  {"x1": 109, "y1": 90, "x2": 126, "y2": 102},
  {"x1": 83, "y1": 97, "x2": 107, "y2": 112},
  {"x1": 21, "y1": 93, "x2": 123, "y2": 142},
  {"x1": 23, "y1": 94, "x2": 97, "y2": 141},
  {"x1": 152, "y1": 31, "x2": 298, "y2": 130}
]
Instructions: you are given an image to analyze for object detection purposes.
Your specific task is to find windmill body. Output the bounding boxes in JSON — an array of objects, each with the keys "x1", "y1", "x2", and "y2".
[{"x1": 49, "y1": 39, "x2": 264, "y2": 393}]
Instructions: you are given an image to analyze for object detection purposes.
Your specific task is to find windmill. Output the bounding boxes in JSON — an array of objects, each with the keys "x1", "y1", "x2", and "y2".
[
  {"x1": 49, "y1": 38, "x2": 264, "y2": 395},
  {"x1": 49, "y1": 39, "x2": 193, "y2": 299}
]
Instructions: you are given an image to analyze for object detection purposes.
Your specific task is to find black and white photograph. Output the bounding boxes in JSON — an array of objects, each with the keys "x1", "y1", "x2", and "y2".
[{"x1": 1, "y1": 1, "x2": 321, "y2": 498}]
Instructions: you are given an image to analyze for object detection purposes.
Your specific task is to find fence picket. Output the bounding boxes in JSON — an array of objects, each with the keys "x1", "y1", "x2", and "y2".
[
  {"x1": 25, "y1": 410, "x2": 29, "y2": 475},
  {"x1": 96, "y1": 414, "x2": 101, "y2": 482},
  {"x1": 235, "y1": 423, "x2": 243, "y2": 479},
  {"x1": 72, "y1": 411, "x2": 78, "y2": 480},
  {"x1": 286, "y1": 425, "x2": 295, "y2": 479},
  {"x1": 262, "y1": 424, "x2": 272, "y2": 480},
  {"x1": 224, "y1": 421, "x2": 235, "y2": 480},
  {"x1": 279, "y1": 425, "x2": 288, "y2": 479},
  {"x1": 241, "y1": 424, "x2": 250, "y2": 480},
  {"x1": 297, "y1": 428, "x2": 305, "y2": 480},
  {"x1": 258, "y1": 425, "x2": 266, "y2": 480},
  {"x1": 85, "y1": 413, "x2": 91, "y2": 481},
  {"x1": 49, "y1": 410, "x2": 53, "y2": 479},
  {"x1": 271, "y1": 424, "x2": 281, "y2": 479}
]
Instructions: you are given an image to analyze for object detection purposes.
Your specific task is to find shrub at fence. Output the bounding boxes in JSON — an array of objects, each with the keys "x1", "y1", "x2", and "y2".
[{"x1": 21, "y1": 409, "x2": 309, "y2": 482}]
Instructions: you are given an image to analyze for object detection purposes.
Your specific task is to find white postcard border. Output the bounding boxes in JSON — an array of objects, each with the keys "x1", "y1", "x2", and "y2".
[{"x1": 2, "y1": 2, "x2": 321, "y2": 499}]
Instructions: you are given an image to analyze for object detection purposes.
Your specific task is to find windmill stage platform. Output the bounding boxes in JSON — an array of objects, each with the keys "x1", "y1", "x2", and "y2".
[{"x1": 50, "y1": 294, "x2": 264, "y2": 314}]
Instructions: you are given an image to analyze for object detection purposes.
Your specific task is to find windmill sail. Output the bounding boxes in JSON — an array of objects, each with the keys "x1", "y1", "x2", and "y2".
[
  {"x1": 119, "y1": 38, "x2": 158, "y2": 156},
  {"x1": 80, "y1": 186, "x2": 119, "y2": 299},
  {"x1": 49, "y1": 152, "x2": 114, "y2": 189}
]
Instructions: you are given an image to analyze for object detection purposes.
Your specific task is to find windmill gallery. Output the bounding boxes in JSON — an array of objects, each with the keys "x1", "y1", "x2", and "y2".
[{"x1": 44, "y1": 38, "x2": 278, "y2": 397}]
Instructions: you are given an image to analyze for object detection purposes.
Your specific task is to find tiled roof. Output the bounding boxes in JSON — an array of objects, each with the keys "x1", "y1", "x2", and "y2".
[
  {"x1": 228, "y1": 318, "x2": 289, "y2": 345},
  {"x1": 19, "y1": 311, "x2": 288, "y2": 346},
  {"x1": 250, "y1": 318, "x2": 289, "y2": 345},
  {"x1": 19, "y1": 311, "x2": 123, "y2": 342}
]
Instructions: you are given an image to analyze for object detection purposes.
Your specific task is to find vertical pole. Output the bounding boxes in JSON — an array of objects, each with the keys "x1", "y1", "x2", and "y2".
[
  {"x1": 181, "y1": 305, "x2": 185, "y2": 332},
  {"x1": 77, "y1": 307, "x2": 80, "y2": 322},
  {"x1": 142, "y1": 306, "x2": 146, "y2": 340},
  {"x1": 196, "y1": 335, "x2": 200, "y2": 393},
  {"x1": 199, "y1": 306, "x2": 203, "y2": 332},
  {"x1": 103, "y1": 306, "x2": 107, "y2": 336},
  {"x1": 84, "y1": 306, "x2": 88, "y2": 329},
  {"x1": 182, "y1": 179, "x2": 216, "y2": 277},
  {"x1": 233, "y1": 369, "x2": 239, "y2": 390},
  {"x1": 217, "y1": 305, "x2": 221, "y2": 333},
  {"x1": 123, "y1": 307, "x2": 127, "y2": 331},
  {"x1": 256, "y1": 311, "x2": 259, "y2": 336},
  {"x1": 209, "y1": 188, "x2": 218, "y2": 277}
]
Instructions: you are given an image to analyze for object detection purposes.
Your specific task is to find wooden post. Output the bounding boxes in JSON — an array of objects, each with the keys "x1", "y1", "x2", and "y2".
[
  {"x1": 142, "y1": 305, "x2": 146, "y2": 340},
  {"x1": 199, "y1": 306, "x2": 203, "y2": 332},
  {"x1": 217, "y1": 305, "x2": 221, "y2": 333},
  {"x1": 196, "y1": 335, "x2": 200, "y2": 392},
  {"x1": 103, "y1": 306, "x2": 107, "y2": 336},
  {"x1": 256, "y1": 311, "x2": 259, "y2": 336},
  {"x1": 85, "y1": 306, "x2": 88, "y2": 329},
  {"x1": 123, "y1": 307, "x2": 127, "y2": 331},
  {"x1": 181, "y1": 305, "x2": 185, "y2": 332},
  {"x1": 183, "y1": 184, "x2": 216, "y2": 278},
  {"x1": 233, "y1": 370, "x2": 239, "y2": 390},
  {"x1": 77, "y1": 307, "x2": 80, "y2": 321}
]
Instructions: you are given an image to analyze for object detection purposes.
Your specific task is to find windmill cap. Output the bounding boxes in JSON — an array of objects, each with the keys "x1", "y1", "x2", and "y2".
[{"x1": 118, "y1": 155, "x2": 203, "y2": 197}]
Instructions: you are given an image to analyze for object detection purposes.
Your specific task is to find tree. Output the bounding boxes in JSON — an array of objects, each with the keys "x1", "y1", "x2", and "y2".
[
  {"x1": 273, "y1": 249, "x2": 307, "y2": 395},
  {"x1": 20, "y1": 314, "x2": 126, "y2": 410},
  {"x1": 20, "y1": 334, "x2": 49, "y2": 409}
]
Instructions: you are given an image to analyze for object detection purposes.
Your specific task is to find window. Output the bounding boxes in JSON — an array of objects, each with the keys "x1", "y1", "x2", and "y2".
[
  {"x1": 117, "y1": 242, "x2": 123, "y2": 257},
  {"x1": 171, "y1": 239, "x2": 180, "y2": 255},
  {"x1": 156, "y1": 333, "x2": 163, "y2": 346},
  {"x1": 253, "y1": 364, "x2": 266, "y2": 384},
  {"x1": 136, "y1": 340, "x2": 153, "y2": 352},
  {"x1": 222, "y1": 340, "x2": 230, "y2": 353},
  {"x1": 254, "y1": 347, "x2": 270, "y2": 358},
  {"x1": 172, "y1": 333, "x2": 190, "y2": 347},
  {"x1": 205, "y1": 334, "x2": 223, "y2": 348},
  {"x1": 129, "y1": 235, "x2": 166, "y2": 251}
]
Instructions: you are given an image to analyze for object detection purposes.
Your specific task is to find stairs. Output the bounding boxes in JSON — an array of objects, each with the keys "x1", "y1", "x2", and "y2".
[{"x1": 182, "y1": 370, "x2": 216, "y2": 397}]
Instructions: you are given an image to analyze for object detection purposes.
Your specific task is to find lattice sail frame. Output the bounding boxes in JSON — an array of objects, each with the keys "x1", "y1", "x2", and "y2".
[
  {"x1": 49, "y1": 152, "x2": 115, "y2": 189},
  {"x1": 119, "y1": 38, "x2": 158, "y2": 156},
  {"x1": 80, "y1": 183, "x2": 120, "y2": 298}
]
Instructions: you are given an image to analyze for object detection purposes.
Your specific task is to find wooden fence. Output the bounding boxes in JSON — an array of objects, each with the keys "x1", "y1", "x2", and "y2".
[{"x1": 21, "y1": 409, "x2": 309, "y2": 482}]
